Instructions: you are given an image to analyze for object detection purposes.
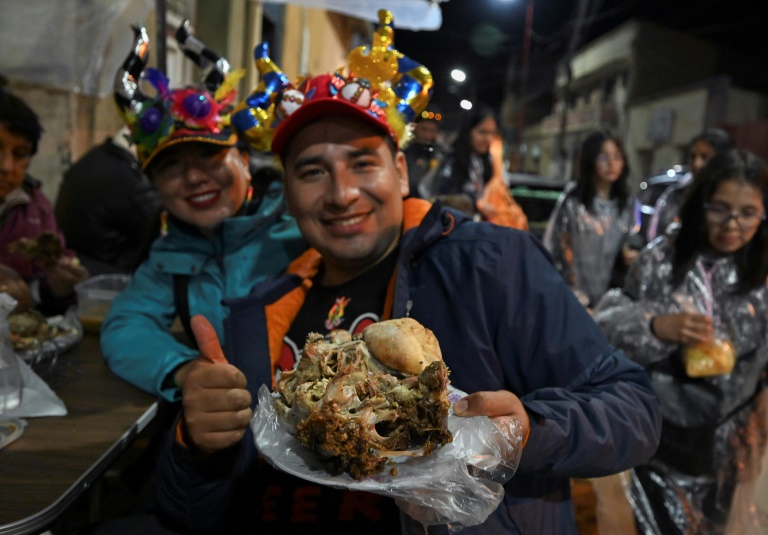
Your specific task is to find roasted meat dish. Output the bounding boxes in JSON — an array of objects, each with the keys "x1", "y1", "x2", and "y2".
[{"x1": 274, "y1": 318, "x2": 453, "y2": 480}]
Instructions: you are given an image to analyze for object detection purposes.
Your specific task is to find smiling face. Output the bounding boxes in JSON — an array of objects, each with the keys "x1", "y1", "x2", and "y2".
[
  {"x1": 0, "y1": 123, "x2": 34, "y2": 200},
  {"x1": 283, "y1": 116, "x2": 409, "y2": 286},
  {"x1": 705, "y1": 178, "x2": 765, "y2": 254},
  {"x1": 148, "y1": 143, "x2": 251, "y2": 232}
]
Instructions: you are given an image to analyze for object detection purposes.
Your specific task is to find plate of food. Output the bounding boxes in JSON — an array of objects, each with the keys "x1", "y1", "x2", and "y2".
[
  {"x1": 8, "y1": 308, "x2": 82, "y2": 363},
  {"x1": 251, "y1": 319, "x2": 522, "y2": 528}
]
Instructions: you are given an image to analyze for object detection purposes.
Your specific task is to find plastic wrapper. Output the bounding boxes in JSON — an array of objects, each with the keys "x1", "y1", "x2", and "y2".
[
  {"x1": 1, "y1": 0, "x2": 153, "y2": 97},
  {"x1": 684, "y1": 337, "x2": 735, "y2": 377},
  {"x1": 250, "y1": 384, "x2": 523, "y2": 532},
  {"x1": 542, "y1": 183, "x2": 636, "y2": 307},
  {"x1": 621, "y1": 387, "x2": 768, "y2": 534}
]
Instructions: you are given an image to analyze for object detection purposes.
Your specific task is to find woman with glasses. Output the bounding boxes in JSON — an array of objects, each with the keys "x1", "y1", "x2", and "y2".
[
  {"x1": 543, "y1": 129, "x2": 636, "y2": 308},
  {"x1": 593, "y1": 149, "x2": 768, "y2": 534}
]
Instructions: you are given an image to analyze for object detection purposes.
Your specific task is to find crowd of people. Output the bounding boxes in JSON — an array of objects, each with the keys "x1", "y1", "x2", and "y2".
[{"x1": 2, "y1": 8, "x2": 768, "y2": 535}]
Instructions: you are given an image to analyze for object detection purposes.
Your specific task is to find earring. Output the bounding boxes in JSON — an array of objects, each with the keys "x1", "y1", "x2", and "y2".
[
  {"x1": 246, "y1": 185, "x2": 253, "y2": 204},
  {"x1": 160, "y1": 210, "x2": 169, "y2": 238}
]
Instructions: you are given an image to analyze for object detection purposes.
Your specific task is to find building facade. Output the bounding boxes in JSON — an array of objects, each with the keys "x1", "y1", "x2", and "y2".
[{"x1": 519, "y1": 19, "x2": 768, "y2": 186}]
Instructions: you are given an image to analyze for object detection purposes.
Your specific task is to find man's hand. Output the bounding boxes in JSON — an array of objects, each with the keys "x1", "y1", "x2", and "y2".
[
  {"x1": 181, "y1": 315, "x2": 253, "y2": 455},
  {"x1": 651, "y1": 313, "x2": 713, "y2": 345},
  {"x1": 454, "y1": 390, "x2": 530, "y2": 447},
  {"x1": 45, "y1": 257, "x2": 89, "y2": 298}
]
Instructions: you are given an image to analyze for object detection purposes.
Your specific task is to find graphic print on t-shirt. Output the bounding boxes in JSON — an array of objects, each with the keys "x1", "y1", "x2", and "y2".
[{"x1": 325, "y1": 296, "x2": 351, "y2": 330}]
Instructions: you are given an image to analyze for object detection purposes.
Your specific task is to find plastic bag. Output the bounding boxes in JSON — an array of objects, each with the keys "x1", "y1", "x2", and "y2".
[
  {"x1": 683, "y1": 336, "x2": 736, "y2": 377},
  {"x1": 250, "y1": 384, "x2": 523, "y2": 532}
]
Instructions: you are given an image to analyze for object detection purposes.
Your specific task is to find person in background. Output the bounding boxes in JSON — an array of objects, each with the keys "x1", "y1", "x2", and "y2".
[
  {"x1": 594, "y1": 149, "x2": 768, "y2": 534},
  {"x1": 647, "y1": 127, "x2": 733, "y2": 242},
  {"x1": 54, "y1": 125, "x2": 161, "y2": 275},
  {"x1": 153, "y1": 11, "x2": 660, "y2": 534},
  {"x1": 402, "y1": 107, "x2": 446, "y2": 199},
  {"x1": 0, "y1": 89, "x2": 88, "y2": 315},
  {"x1": 428, "y1": 104, "x2": 496, "y2": 214},
  {"x1": 99, "y1": 24, "x2": 305, "y2": 401},
  {"x1": 543, "y1": 129, "x2": 636, "y2": 309},
  {"x1": 429, "y1": 104, "x2": 527, "y2": 229}
]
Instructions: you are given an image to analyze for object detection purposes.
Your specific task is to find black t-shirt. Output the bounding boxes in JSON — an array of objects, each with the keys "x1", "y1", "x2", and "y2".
[
  {"x1": 253, "y1": 248, "x2": 401, "y2": 532},
  {"x1": 279, "y1": 247, "x2": 398, "y2": 373}
]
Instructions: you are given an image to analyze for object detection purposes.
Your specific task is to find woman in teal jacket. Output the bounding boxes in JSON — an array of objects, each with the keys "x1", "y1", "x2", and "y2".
[
  {"x1": 100, "y1": 25, "x2": 305, "y2": 401},
  {"x1": 100, "y1": 174, "x2": 304, "y2": 401}
]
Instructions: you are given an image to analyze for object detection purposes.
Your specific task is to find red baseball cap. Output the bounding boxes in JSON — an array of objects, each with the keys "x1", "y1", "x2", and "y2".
[{"x1": 271, "y1": 73, "x2": 399, "y2": 159}]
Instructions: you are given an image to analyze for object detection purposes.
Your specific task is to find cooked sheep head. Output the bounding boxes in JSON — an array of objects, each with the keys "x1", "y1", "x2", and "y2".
[{"x1": 274, "y1": 318, "x2": 452, "y2": 480}]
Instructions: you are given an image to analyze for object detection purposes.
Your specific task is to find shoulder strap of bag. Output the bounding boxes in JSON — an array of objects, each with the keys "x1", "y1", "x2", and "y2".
[{"x1": 173, "y1": 274, "x2": 197, "y2": 349}]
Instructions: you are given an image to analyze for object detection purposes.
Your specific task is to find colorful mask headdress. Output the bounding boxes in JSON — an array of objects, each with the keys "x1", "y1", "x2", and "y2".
[
  {"x1": 114, "y1": 21, "x2": 244, "y2": 170},
  {"x1": 231, "y1": 9, "x2": 433, "y2": 158}
]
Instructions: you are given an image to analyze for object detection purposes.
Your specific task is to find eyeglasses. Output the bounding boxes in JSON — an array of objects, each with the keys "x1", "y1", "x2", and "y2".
[
  {"x1": 150, "y1": 146, "x2": 230, "y2": 182},
  {"x1": 704, "y1": 203, "x2": 767, "y2": 229},
  {"x1": 596, "y1": 153, "x2": 624, "y2": 165}
]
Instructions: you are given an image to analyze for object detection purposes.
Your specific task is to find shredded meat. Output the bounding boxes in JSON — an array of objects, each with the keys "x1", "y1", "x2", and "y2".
[{"x1": 274, "y1": 330, "x2": 453, "y2": 480}]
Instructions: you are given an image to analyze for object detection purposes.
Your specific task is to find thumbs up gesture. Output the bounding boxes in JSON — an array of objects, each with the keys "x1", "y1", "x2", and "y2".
[{"x1": 180, "y1": 315, "x2": 253, "y2": 454}]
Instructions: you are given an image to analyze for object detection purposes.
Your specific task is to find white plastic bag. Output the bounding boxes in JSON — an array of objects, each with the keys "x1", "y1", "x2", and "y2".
[{"x1": 250, "y1": 384, "x2": 523, "y2": 532}]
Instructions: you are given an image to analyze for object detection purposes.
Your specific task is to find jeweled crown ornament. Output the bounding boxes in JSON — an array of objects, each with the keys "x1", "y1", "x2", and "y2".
[
  {"x1": 114, "y1": 21, "x2": 244, "y2": 169},
  {"x1": 231, "y1": 9, "x2": 433, "y2": 156}
]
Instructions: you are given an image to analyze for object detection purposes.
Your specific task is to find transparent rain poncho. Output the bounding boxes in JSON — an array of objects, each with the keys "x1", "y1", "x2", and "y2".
[
  {"x1": 593, "y1": 235, "x2": 768, "y2": 533},
  {"x1": 543, "y1": 183, "x2": 636, "y2": 307}
]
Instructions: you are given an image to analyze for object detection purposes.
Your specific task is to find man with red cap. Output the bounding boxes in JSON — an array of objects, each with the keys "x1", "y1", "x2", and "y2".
[{"x1": 154, "y1": 10, "x2": 660, "y2": 535}]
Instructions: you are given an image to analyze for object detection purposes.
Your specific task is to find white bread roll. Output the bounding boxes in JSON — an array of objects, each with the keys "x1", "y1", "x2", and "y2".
[{"x1": 362, "y1": 318, "x2": 442, "y2": 375}]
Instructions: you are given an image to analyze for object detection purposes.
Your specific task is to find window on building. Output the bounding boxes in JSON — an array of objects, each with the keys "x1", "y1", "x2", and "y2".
[{"x1": 603, "y1": 78, "x2": 615, "y2": 103}]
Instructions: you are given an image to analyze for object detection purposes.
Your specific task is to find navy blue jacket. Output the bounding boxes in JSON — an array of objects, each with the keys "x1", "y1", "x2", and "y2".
[{"x1": 155, "y1": 199, "x2": 661, "y2": 534}]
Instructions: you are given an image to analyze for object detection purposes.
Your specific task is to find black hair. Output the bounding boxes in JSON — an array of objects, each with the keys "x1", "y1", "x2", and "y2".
[
  {"x1": 672, "y1": 149, "x2": 768, "y2": 293},
  {"x1": 687, "y1": 127, "x2": 733, "y2": 161},
  {"x1": 0, "y1": 89, "x2": 44, "y2": 155},
  {"x1": 449, "y1": 104, "x2": 498, "y2": 185},
  {"x1": 572, "y1": 129, "x2": 631, "y2": 213}
]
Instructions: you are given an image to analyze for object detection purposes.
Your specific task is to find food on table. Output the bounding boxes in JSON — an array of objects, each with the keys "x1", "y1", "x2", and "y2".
[
  {"x1": 274, "y1": 318, "x2": 453, "y2": 480},
  {"x1": 77, "y1": 302, "x2": 113, "y2": 334},
  {"x1": 7, "y1": 309, "x2": 67, "y2": 351},
  {"x1": 684, "y1": 338, "x2": 736, "y2": 377},
  {"x1": 7, "y1": 232, "x2": 63, "y2": 269}
]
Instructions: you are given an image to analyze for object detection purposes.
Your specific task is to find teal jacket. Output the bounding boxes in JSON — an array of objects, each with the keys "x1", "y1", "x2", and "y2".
[{"x1": 100, "y1": 181, "x2": 306, "y2": 401}]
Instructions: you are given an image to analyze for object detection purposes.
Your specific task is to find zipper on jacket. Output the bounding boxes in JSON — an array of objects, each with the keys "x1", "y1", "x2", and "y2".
[{"x1": 405, "y1": 299, "x2": 413, "y2": 317}]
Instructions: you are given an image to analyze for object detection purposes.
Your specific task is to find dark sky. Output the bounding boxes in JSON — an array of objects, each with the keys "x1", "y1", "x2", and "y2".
[{"x1": 395, "y1": 0, "x2": 767, "y2": 114}]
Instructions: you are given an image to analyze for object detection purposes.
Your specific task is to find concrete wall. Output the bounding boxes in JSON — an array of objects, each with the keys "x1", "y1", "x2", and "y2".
[
  {"x1": 625, "y1": 81, "x2": 768, "y2": 181},
  {"x1": 725, "y1": 88, "x2": 768, "y2": 124},
  {"x1": 626, "y1": 87, "x2": 710, "y2": 179},
  {"x1": 281, "y1": 7, "x2": 362, "y2": 81}
]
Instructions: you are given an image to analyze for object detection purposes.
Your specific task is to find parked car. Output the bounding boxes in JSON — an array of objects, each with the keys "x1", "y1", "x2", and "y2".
[
  {"x1": 635, "y1": 165, "x2": 688, "y2": 243},
  {"x1": 507, "y1": 173, "x2": 567, "y2": 239}
]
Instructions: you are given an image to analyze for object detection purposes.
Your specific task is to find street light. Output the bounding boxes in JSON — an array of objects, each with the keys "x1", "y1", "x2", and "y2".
[
  {"x1": 460, "y1": 100, "x2": 473, "y2": 110},
  {"x1": 451, "y1": 69, "x2": 466, "y2": 83}
]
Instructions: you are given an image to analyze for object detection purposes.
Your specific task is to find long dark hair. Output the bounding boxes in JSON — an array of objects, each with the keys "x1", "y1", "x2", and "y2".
[
  {"x1": 572, "y1": 129, "x2": 631, "y2": 213},
  {"x1": 687, "y1": 127, "x2": 732, "y2": 162},
  {"x1": 449, "y1": 104, "x2": 498, "y2": 185},
  {"x1": 0, "y1": 89, "x2": 43, "y2": 155},
  {"x1": 672, "y1": 149, "x2": 768, "y2": 293}
]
